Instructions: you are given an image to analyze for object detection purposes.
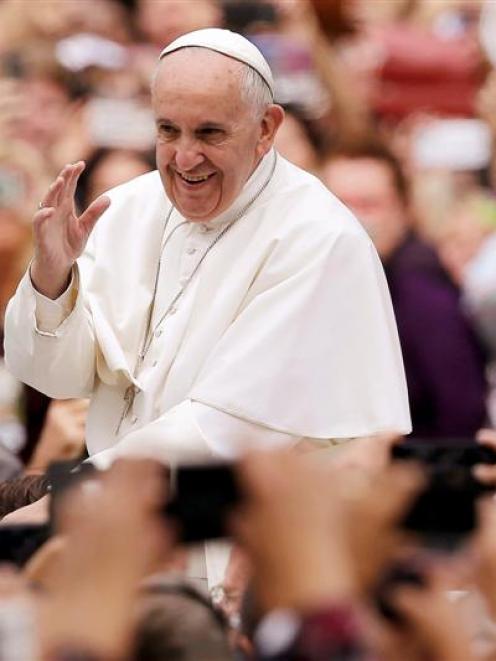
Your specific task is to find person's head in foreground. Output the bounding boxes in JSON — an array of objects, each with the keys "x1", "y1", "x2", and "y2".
[
  {"x1": 133, "y1": 580, "x2": 231, "y2": 661},
  {"x1": 151, "y1": 28, "x2": 284, "y2": 223}
]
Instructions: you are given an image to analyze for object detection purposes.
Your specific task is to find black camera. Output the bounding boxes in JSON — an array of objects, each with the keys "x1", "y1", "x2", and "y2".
[
  {"x1": 164, "y1": 463, "x2": 241, "y2": 544},
  {"x1": 0, "y1": 523, "x2": 50, "y2": 567},
  {"x1": 391, "y1": 439, "x2": 496, "y2": 549}
]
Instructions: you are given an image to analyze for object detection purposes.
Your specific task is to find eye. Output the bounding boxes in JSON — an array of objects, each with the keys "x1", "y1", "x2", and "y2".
[
  {"x1": 158, "y1": 124, "x2": 179, "y2": 139},
  {"x1": 198, "y1": 127, "x2": 224, "y2": 140}
]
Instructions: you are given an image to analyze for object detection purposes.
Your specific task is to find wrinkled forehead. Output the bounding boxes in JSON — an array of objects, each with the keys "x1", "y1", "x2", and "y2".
[
  {"x1": 154, "y1": 47, "x2": 245, "y2": 87},
  {"x1": 152, "y1": 47, "x2": 248, "y2": 110}
]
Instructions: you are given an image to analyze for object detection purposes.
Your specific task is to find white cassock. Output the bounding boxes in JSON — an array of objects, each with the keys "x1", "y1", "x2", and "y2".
[{"x1": 4, "y1": 150, "x2": 411, "y2": 585}]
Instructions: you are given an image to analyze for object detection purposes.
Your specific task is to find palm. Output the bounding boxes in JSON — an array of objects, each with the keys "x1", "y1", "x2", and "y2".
[{"x1": 32, "y1": 162, "x2": 110, "y2": 298}]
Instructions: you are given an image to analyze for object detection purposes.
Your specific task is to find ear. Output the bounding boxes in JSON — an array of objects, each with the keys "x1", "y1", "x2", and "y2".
[{"x1": 256, "y1": 104, "x2": 285, "y2": 158}]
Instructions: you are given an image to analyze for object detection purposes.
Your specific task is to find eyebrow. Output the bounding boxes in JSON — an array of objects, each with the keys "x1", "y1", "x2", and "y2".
[
  {"x1": 197, "y1": 123, "x2": 225, "y2": 131},
  {"x1": 155, "y1": 117, "x2": 177, "y2": 126},
  {"x1": 155, "y1": 118, "x2": 225, "y2": 130}
]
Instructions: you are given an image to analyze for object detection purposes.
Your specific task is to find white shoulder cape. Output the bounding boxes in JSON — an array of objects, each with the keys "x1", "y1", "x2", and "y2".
[{"x1": 79, "y1": 155, "x2": 411, "y2": 438}]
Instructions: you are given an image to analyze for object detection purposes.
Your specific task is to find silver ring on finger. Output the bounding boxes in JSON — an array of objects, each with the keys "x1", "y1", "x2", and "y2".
[{"x1": 38, "y1": 202, "x2": 45, "y2": 210}]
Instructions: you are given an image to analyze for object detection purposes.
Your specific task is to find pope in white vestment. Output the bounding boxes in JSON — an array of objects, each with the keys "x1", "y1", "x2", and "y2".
[
  {"x1": 3, "y1": 29, "x2": 411, "y2": 585},
  {"x1": 5, "y1": 150, "x2": 410, "y2": 458}
]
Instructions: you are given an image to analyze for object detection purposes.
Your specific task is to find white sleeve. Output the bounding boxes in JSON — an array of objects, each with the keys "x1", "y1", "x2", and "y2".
[
  {"x1": 32, "y1": 270, "x2": 77, "y2": 332},
  {"x1": 89, "y1": 400, "x2": 301, "y2": 469},
  {"x1": 4, "y1": 265, "x2": 96, "y2": 399}
]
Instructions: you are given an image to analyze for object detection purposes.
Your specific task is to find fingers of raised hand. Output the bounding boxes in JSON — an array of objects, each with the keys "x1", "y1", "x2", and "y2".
[
  {"x1": 38, "y1": 162, "x2": 85, "y2": 213},
  {"x1": 78, "y1": 194, "x2": 111, "y2": 235},
  {"x1": 66, "y1": 161, "x2": 85, "y2": 201},
  {"x1": 39, "y1": 175, "x2": 65, "y2": 210},
  {"x1": 56, "y1": 161, "x2": 84, "y2": 210}
]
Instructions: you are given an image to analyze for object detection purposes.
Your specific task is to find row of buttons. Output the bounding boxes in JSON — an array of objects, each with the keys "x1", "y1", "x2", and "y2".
[
  {"x1": 154, "y1": 306, "x2": 177, "y2": 337},
  {"x1": 129, "y1": 228, "x2": 213, "y2": 427}
]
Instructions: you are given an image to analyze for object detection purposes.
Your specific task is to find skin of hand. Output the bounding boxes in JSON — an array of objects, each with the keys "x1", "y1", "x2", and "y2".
[
  {"x1": 231, "y1": 442, "x2": 422, "y2": 614},
  {"x1": 30, "y1": 161, "x2": 110, "y2": 299},
  {"x1": 338, "y1": 461, "x2": 424, "y2": 594},
  {"x1": 388, "y1": 569, "x2": 475, "y2": 661},
  {"x1": 324, "y1": 435, "x2": 424, "y2": 593},
  {"x1": 230, "y1": 449, "x2": 357, "y2": 613},
  {"x1": 472, "y1": 497, "x2": 496, "y2": 621},
  {"x1": 26, "y1": 399, "x2": 89, "y2": 474},
  {"x1": 38, "y1": 459, "x2": 171, "y2": 659},
  {"x1": 324, "y1": 433, "x2": 400, "y2": 473},
  {"x1": 365, "y1": 565, "x2": 475, "y2": 661},
  {"x1": 473, "y1": 428, "x2": 496, "y2": 486},
  {"x1": 0, "y1": 494, "x2": 50, "y2": 525},
  {"x1": 23, "y1": 536, "x2": 67, "y2": 590}
]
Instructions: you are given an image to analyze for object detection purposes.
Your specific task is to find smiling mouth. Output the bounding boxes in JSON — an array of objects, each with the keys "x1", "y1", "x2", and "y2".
[{"x1": 176, "y1": 171, "x2": 216, "y2": 185}]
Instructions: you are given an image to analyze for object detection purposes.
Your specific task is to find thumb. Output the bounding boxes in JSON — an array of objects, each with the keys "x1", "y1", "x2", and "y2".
[{"x1": 79, "y1": 195, "x2": 111, "y2": 236}]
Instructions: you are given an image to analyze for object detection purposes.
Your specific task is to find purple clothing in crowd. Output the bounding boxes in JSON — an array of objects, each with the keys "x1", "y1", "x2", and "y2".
[{"x1": 384, "y1": 234, "x2": 487, "y2": 439}]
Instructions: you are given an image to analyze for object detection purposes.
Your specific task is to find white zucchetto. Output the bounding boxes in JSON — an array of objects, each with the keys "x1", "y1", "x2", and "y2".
[{"x1": 159, "y1": 28, "x2": 274, "y2": 97}]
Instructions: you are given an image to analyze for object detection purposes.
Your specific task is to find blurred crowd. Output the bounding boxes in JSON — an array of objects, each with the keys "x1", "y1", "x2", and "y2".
[{"x1": 1, "y1": 0, "x2": 496, "y2": 659}]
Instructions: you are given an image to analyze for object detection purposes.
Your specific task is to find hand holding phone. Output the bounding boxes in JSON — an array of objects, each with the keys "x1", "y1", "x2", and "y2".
[{"x1": 391, "y1": 438, "x2": 496, "y2": 549}]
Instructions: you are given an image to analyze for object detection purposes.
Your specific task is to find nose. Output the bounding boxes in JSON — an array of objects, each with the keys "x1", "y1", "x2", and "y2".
[{"x1": 173, "y1": 136, "x2": 205, "y2": 172}]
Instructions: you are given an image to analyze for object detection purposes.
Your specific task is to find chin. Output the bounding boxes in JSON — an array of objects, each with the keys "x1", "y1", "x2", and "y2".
[
  {"x1": 177, "y1": 205, "x2": 216, "y2": 222},
  {"x1": 175, "y1": 195, "x2": 225, "y2": 222}
]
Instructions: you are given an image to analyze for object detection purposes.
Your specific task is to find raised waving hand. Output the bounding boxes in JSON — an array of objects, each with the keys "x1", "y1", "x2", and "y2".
[{"x1": 31, "y1": 161, "x2": 110, "y2": 299}]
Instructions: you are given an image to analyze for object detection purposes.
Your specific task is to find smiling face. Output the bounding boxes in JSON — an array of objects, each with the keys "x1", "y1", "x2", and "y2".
[{"x1": 152, "y1": 48, "x2": 282, "y2": 222}]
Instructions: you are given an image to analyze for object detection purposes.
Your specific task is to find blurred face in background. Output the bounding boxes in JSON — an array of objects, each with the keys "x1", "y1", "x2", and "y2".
[
  {"x1": 61, "y1": 0, "x2": 132, "y2": 43},
  {"x1": 14, "y1": 0, "x2": 79, "y2": 39},
  {"x1": 0, "y1": 144, "x2": 50, "y2": 235},
  {"x1": 437, "y1": 195, "x2": 494, "y2": 285},
  {"x1": 137, "y1": 0, "x2": 221, "y2": 48},
  {"x1": 86, "y1": 151, "x2": 153, "y2": 203},
  {"x1": 0, "y1": 208, "x2": 30, "y2": 269},
  {"x1": 14, "y1": 77, "x2": 72, "y2": 152},
  {"x1": 322, "y1": 156, "x2": 409, "y2": 259},
  {"x1": 274, "y1": 112, "x2": 318, "y2": 173},
  {"x1": 0, "y1": 164, "x2": 33, "y2": 281}
]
